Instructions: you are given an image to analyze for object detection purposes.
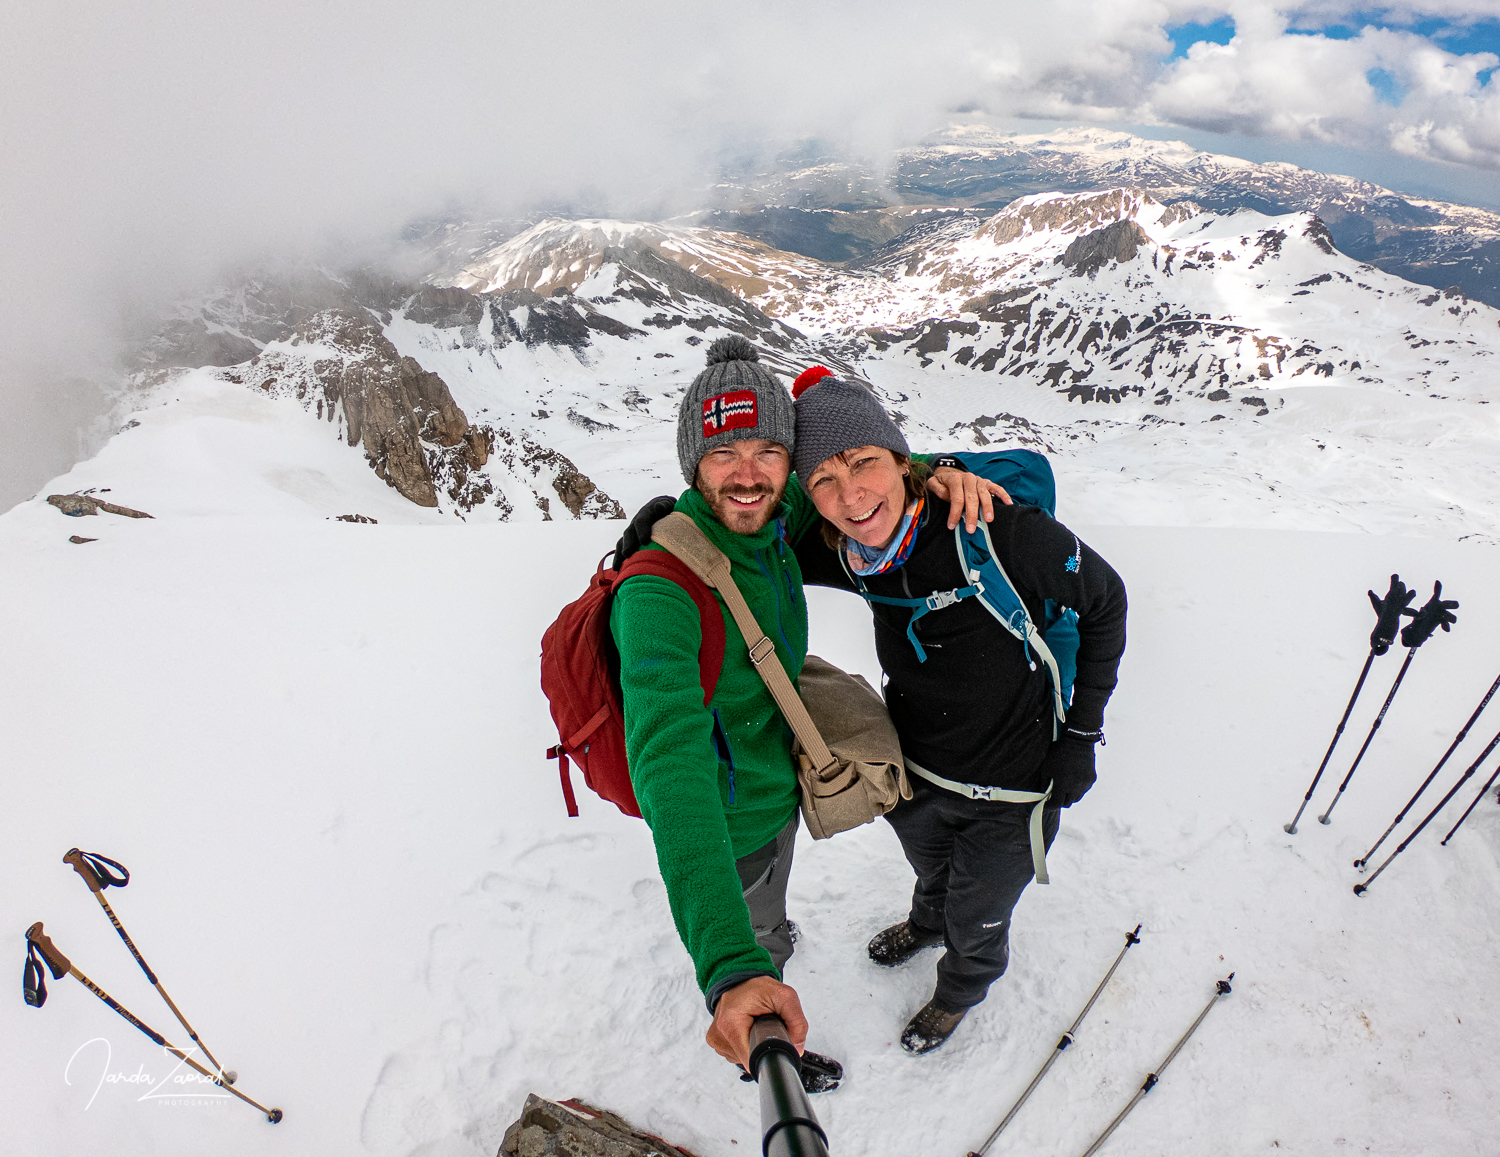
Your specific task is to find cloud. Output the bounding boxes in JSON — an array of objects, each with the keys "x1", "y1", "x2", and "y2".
[{"x1": 3, "y1": 0, "x2": 1500, "y2": 507}]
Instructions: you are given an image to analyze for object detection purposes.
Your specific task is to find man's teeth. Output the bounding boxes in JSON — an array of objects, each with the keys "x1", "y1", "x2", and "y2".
[
  {"x1": 729, "y1": 494, "x2": 763, "y2": 505},
  {"x1": 848, "y1": 505, "x2": 879, "y2": 524}
]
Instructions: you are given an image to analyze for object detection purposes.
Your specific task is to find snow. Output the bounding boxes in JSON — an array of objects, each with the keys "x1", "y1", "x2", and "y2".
[
  {"x1": 4, "y1": 450, "x2": 1500, "y2": 1155},
  {"x1": 6, "y1": 185, "x2": 1500, "y2": 1156}
]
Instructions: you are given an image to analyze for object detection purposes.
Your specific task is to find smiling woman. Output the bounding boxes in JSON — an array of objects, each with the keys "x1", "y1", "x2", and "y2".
[
  {"x1": 787, "y1": 370, "x2": 1130, "y2": 1056},
  {"x1": 806, "y1": 448, "x2": 929, "y2": 553}
]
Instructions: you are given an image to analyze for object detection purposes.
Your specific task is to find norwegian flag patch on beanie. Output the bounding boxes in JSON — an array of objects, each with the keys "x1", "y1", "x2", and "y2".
[{"x1": 702, "y1": 390, "x2": 759, "y2": 436}]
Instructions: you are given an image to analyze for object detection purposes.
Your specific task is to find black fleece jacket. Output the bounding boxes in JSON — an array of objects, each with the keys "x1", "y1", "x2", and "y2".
[{"x1": 793, "y1": 502, "x2": 1127, "y2": 792}]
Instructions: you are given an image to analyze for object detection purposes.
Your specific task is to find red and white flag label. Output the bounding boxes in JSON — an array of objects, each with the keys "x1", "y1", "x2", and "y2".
[{"x1": 702, "y1": 390, "x2": 759, "y2": 436}]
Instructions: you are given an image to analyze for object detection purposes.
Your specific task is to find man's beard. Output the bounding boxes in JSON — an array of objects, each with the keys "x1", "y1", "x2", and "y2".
[{"x1": 699, "y1": 479, "x2": 787, "y2": 534}]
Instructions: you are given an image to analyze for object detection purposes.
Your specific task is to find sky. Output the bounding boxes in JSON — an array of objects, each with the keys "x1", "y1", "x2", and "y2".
[{"x1": 3, "y1": 0, "x2": 1500, "y2": 509}]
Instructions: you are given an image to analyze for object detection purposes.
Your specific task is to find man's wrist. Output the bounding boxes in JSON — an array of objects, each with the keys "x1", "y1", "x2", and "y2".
[{"x1": 706, "y1": 968, "x2": 779, "y2": 1013}]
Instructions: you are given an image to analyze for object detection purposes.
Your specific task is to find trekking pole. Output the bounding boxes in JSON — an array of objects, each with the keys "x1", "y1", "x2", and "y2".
[
  {"x1": 1317, "y1": 582, "x2": 1457, "y2": 827},
  {"x1": 22, "y1": 923, "x2": 282, "y2": 1123},
  {"x1": 1285, "y1": 651, "x2": 1375, "y2": 834},
  {"x1": 1354, "y1": 726, "x2": 1500, "y2": 896},
  {"x1": 1355, "y1": 669, "x2": 1500, "y2": 869},
  {"x1": 748, "y1": 1016, "x2": 830, "y2": 1157},
  {"x1": 1284, "y1": 574, "x2": 1416, "y2": 835},
  {"x1": 61, "y1": 848, "x2": 235, "y2": 1083},
  {"x1": 1438, "y1": 758, "x2": 1500, "y2": 847},
  {"x1": 1077, "y1": 974, "x2": 1234, "y2": 1157},
  {"x1": 1315, "y1": 650, "x2": 1416, "y2": 826},
  {"x1": 966, "y1": 925, "x2": 1142, "y2": 1157}
]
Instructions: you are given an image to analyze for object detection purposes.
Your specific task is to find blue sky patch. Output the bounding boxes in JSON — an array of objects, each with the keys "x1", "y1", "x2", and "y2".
[
  {"x1": 1166, "y1": 19, "x2": 1235, "y2": 59},
  {"x1": 1288, "y1": 15, "x2": 1499, "y2": 60},
  {"x1": 1366, "y1": 67, "x2": 1406, "y2": 106}
]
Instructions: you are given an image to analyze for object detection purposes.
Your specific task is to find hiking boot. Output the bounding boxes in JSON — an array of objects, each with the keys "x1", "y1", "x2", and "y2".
[
  {"x1": 900, "y1": 999, "x2": 968, "y2": 1055},
  {"x1": 799, "y1": 1050, "x2": 842, "y2": 1093},
  {"x1": 867, "y1": 920, "x2": 944, "y2": 967}
]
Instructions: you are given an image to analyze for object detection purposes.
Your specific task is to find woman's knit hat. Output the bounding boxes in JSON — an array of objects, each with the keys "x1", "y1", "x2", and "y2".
[
  {"x1": 792, "y1": 368, "x2": 910, "y2": 482},
  {"x1": 676, "y1": 336, "x2": 795, "y2": 483}
]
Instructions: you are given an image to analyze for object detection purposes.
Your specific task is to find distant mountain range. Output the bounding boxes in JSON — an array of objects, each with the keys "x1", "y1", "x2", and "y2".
[
  {"x1": 681, "y1": 127, "x2": 1500, "y2": 311},
  {"x1": 114, "y1": 176, "x2": 1499, "y2": 540}
]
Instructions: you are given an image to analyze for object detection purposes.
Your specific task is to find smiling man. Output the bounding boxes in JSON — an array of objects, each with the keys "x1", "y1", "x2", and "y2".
[{"x1": 608, "y1": 335, "x2": 842, "y2": 1090}]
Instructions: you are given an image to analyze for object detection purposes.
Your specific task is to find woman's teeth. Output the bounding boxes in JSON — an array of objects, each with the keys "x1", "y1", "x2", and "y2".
[{"x1": 848, "y1": 504, "x2": 880, "y2": 524}]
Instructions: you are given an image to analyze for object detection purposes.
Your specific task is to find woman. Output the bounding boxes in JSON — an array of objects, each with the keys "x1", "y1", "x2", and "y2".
[{"x1": 789, "y1": 372, "x2": 1128, "y2": 1055}]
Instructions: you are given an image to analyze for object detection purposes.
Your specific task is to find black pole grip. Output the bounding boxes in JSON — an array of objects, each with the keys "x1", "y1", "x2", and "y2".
[{"x1": 749, "y1": 1016, "x2": 829, "y2": 1157}]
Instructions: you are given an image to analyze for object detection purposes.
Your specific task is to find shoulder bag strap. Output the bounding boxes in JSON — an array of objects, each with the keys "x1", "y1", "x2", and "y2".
[{"x1": 651, "y1": 513, "x2": 838, "y2": 774}]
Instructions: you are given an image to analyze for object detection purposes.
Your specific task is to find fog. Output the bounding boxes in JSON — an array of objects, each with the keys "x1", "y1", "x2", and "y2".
[{"x1": 4, "y1": 0, "x2": 1498, "y2": 509}]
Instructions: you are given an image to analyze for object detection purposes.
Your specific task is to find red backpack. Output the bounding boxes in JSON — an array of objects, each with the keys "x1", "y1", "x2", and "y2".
[{"x1": 540, "y1": 549, "x2": 726, "y2": 818}]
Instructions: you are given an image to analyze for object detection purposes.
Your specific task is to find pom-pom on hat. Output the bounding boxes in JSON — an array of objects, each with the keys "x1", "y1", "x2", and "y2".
[
  {"x1": 792, "y1": 373, "x2": 910, "y2": 483},
  {"x1": 792, "y1": 365, "x2": 834, "y2": 398},
  {"x1": 676, "y1": 335, "x2": 796, "y2": 483}
]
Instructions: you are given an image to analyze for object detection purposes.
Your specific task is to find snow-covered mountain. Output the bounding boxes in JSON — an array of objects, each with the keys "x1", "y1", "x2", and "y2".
[
  {"x1": 80, "y1": 185, "x2": 1496, "y2": 543},
  {"x1": 708, "y1": 126, "x2": 1500, "y2": 311}
]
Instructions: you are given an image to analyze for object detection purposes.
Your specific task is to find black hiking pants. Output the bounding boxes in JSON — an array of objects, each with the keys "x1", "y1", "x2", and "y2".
[{"x1": 885, "y1": 780, "x2": 1060, "y2": 1012}]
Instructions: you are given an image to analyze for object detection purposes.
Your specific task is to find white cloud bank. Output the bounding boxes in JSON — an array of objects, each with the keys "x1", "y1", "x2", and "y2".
[{"x1": 3, "y1": 0, "x2": 1499, "y2": 507}]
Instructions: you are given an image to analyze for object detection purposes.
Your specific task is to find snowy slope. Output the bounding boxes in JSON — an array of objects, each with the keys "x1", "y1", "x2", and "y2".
[{"x1": 3, "y1": 502, "x2": 1497, "y2": 1157}]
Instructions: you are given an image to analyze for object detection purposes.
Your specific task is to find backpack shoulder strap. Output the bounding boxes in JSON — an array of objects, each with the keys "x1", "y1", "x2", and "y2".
[
  {"x1": 957, "y1": 520, "x2": 1067, "y2": 729},
  {"x1": 618, "y1": 547, "x2": 725, "y2": 706},
  {"x1": 652, "y1": 512, "x2": 836, "y2": 774}
]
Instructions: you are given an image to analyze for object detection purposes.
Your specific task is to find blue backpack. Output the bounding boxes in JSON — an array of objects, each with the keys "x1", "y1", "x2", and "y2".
[{"x1": 843, "y1": 449, "x2": 1080, "y2": 736}]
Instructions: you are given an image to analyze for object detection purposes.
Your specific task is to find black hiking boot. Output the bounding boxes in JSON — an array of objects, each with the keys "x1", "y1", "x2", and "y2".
[
  {"x1": 900, "y1": 999, "x2": 968, "y2": 1055},
  {"x1": 737, "y1": 1049, "x2": 843, "y2": 1093},
  {"x1": 867, "y1": 920, "x2": 944, "y2": 967},
  {"x1": 798, "y1": 1050, "x2": 842, "y2": 1093}
]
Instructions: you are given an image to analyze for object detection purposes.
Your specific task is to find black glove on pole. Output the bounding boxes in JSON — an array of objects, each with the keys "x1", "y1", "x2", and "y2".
[
  {"x1": 1369, "y1": 574, "x2": 1418, "y2": 655},
  {"x1": 1284, "y1": 576, "x2": 1413, "y2": 835},
  {"x1": 611, "y1": 495, "x2": 678, "y2": 572},
  {"x1": 1321, "y1": 582, "x2": 1458, "y2": 827},
  {"x1": 1355, "y1": 667, "x2": 1500, "y2": 870}
]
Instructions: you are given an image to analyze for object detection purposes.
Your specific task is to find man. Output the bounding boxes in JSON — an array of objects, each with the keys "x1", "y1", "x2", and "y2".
[{"x1": 609, "y1": 334, "x2": 838, "y2": 1088}]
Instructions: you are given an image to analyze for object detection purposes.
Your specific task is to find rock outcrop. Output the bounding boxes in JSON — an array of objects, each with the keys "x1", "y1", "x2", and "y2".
[
  {"x1": 498, "y1": 1095, "x2": 701, "y2": 1157},
  {"x1": 223, "y1": 308, "x2": 622, "y2": 519},
  {"x1": 231, "y1": 309, "x2": 480, "y2": 508},
  {"x1": 48, "y1": 494, "x2": 153, "y2": 518}
]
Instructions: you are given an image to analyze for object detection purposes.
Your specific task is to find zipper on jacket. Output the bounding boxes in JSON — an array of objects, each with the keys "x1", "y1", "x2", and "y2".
[
  {"x1": 755, "y1": 547, "x2": 795, "y2": 658},
  {"x1": 712, "y1": 708, "x2": 736, "y2": 804}
]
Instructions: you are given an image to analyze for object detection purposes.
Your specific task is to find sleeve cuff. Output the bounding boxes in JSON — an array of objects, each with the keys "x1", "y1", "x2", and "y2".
[{"x1": 705, "y1": 969, "x2": 779, "y2": 1014}]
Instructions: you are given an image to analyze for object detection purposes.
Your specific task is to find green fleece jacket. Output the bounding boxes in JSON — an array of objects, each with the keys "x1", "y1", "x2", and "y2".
[{"x1": 610, "y1": 484, "x2": 821, "y2": 1001}]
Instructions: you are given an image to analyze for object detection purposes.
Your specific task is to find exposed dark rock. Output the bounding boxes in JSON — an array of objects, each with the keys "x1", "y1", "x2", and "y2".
[
  {"x1": 1055, "y1": 221, "x2": 1150, "y2": 277},
  {"x1": 403, "y1": 285, "x2": 485, "y2": 329},
  {"x1": 68, "y1": 535, "x2": 98, "y2": 544},
  {"x1": 334, "y1": 514, "x2": 378, "y2": 523},
  {"x1": 48, "y1": 494, "x2": 154, "y2": 519},
  {"x1": 1302, "y1": 217, "x2": 1337, "y2": 255},
  {"x1": 238, "y1": 309, "x2": 470, "y2": 507},
  {"x1": 498, "y1": 1094, "x2": 701, "y2": 1157}
]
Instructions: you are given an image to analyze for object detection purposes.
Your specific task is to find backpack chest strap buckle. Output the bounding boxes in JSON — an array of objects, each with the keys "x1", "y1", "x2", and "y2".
[{"x1": 925, "y1": 588, "x2": 964, "y2": 612}]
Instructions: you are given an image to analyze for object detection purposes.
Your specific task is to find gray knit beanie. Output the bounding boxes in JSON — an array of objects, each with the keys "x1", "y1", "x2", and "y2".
[
  {"x1": 676, "y1": 336, "x2": 795, "y2": 483},
  {"x1": 792, "y1": 375, "x2": 910, "y2": 482}
]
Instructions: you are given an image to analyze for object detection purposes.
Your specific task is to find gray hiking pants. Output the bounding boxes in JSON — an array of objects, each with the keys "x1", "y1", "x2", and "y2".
[
  {"x1": 885, "y1": 780, "x2": 1060, "y2": 1012},
  {"x1": 736, "y1": 815, "x2": 798, "y2": 974}
]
